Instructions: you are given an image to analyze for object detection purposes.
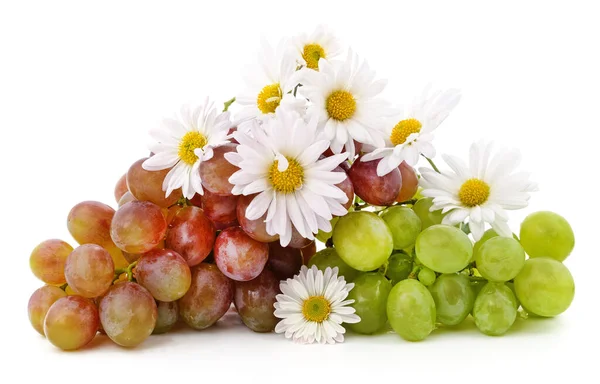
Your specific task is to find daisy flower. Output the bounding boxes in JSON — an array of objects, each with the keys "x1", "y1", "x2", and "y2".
[
  {"x1": 142, "y1": 99, "x2": 232, "y2": 199},
  {"x1": 236, "y1": 39, "x2": 305, "y2": 123},
  {"x1": 274, "y1": 265, "x2": 360, "y2": 344},
  {"x1": 225, "y1": 109, "x2": 349, "y2": 246},
  {"x1": 419, "y1": 141, "x2": 538, "y2": 240},
  {"x1": 292, "y1": 25, "x2": 343, "y2": 71},
  {"x1": 362, "y1": 86, "x2": 462, "y2": 176},
  {"x1": 301, "y1": 50, "x2": 389, "y2": 158}
]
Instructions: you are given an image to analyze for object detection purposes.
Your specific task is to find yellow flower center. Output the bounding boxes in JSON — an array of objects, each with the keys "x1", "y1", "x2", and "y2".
[
  {"x1": 178, "y1": 131, "x2": 208, "y2": 165},
  {"x1": 326, "y1": 90, "x2": 356, "y2": 121},
  {"x1": 458, "y1": 178, "x2": 491, "y2": 207},
  {"x1": 302, "y1": 296, "x2": 331, "y2": 323},
  {"x1": 257, "y1": 83, "x2": 282, "y2": 114},
  {"x1": 390, "y1": 118, "x2": 422, "y2": 146},
  {"x1": 302, "y1": 43, "x2": 326, "y2": 70},
  {"x1": 268, "y1": 158, "x2": 304, "y2": 193}
]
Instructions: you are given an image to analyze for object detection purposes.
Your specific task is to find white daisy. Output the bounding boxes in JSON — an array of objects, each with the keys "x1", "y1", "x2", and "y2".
[
  {"x1": 142, "y1": 99, "x2": 233, "y2": 199},
  {"x1": 236, "y1": 39, "x2": 305, "y2": 124},
  {"x1": 419, "y1": 141, "x2": 538, "y2": 241},
  {"x1": 301, "y1": 50, "x2": 389, "y2": 158},
  {"x1": 274, "y1": 265, "x2": 360, "y2": 344},
  {"x1": 292, "y1": 25, "x2": 343, "y2": 71},
  {"x1": 225, "y1": 109, "x2": 349, "y2": 247},
  {"x1": 362, "y1": 86, "x2": 462, "y2": 176}
]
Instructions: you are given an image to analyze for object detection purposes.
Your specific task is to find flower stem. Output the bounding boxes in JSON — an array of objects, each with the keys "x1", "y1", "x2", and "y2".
[
  {"x1": 422, "y1": 155, "x2": 441, "y2": 174},
  {"x1": 223, "y1": 97, "x2": 236, "y2": 112}
]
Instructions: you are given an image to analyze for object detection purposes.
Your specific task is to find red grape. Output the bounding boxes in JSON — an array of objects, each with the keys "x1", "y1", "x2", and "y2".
[
  {"x1": 349, "y1": 156, "x2": 402, "y2": 206},
  {"x1": 30, "y1": 239, "x2": 73, "y2": 285},
  {"x1": 114, "y1": 173, "x2": 129, "y2": 203},
  {"x1": 153, "y1": 301, "x2": 179, "y2": 334},
  {"x1": 288, "y1": 226, "x2": 313, "y2": 249},
  {"x1": 199, "y1": 144, "x2": 239, "y2": 196},
  {"x1": 214, "y1": 227, "x2": 269, "y2": 281},
  {"x1": 267, "y1": 242, "x2": 303, "y2": 280},
  {"x1": 189, "y1": 194, "x2": 203, "y2": 207},
  {"x1": 67, "y1": 201, "x2": 115, "y2": 246},
  {"x1": 44, "y1": 296, "x2": 99, "y2": 350},
  {"x1": 202, "y1": 189, "x2": 239, "y2": 223},
  {"x1": 165, "y1": 206, "x2": 216, "y2": 267},
  {"x1": 127, "y1": 158, "x2": 183, "y2": 208},
  {"x1": 234, "y1": 269, "x2": 280, "y2": 332},
  {"x1": 28, "y1": 285, "x2": 67, "y2": 335},
  {"x1": 237, "y1": 194, "x2": 279, "y2": 243},
  {"x1": 111, "y1": 201, "x2": 167, "y2": 254},
  {"x1": 300, "y1": 241, "x2": 317, "y2": 264},
  {"x1": 396, "y1": 161, "x2": 418, "y2": 202},
  {"x1": 212, "y1": 218, "x2": 239, "y2": 230},
  {"x1": 334, "y1": 166, "x2": 354, "y2": 210},
  {"x1": 65, "y1": 244, "x2": 114, "y2": 298},
  {"x1": 178, "y1": 263, "x2": 234, "y2": 330},
  {"x1": 136, "y1": 249, "x2": 192, "y2": 302},
  {"x1": 118, "y1": 191, "x2": 137, "y2": 207}
]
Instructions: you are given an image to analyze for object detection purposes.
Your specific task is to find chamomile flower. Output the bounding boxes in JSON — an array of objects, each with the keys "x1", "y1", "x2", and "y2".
[
  {"x1": 419, "y1": 141, "x2": 538, "y2": 241},
  {"x1": 236, "y1": 39, "x2": 305, "y2": 123},
  {"x1": 362, "y1": 86, "x2": 462, "y2": 176},
  {"x1": 301, "y1": 50, "x2": 389, "y2": 158},
  {"x1": 225, "y1": 109, "x2": 349, "y2": 247},
  {"x1": 274, "y1": 265, "x2": 360, "y2": 344},
  {"x1": 142, "y1": 99, "x2": 232, "y2": 199},
  {"x1": 292, "y1": 25, "x2": 343, "y2": 70}
]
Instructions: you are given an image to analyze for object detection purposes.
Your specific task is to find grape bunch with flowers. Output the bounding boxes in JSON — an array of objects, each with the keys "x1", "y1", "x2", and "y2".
[{"x1": 27, "y1": 26, "x2": 576, "y2": 349}]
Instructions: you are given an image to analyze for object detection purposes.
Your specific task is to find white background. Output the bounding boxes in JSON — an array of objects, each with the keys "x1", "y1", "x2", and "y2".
[{"x1": 1, "y1": 0, "x2": 598, "y2": 382}]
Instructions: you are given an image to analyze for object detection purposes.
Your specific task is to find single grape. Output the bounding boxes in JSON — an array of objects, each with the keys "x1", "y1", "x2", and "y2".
[
  {"x1": 201, "y1": 189, "x2": 239, "y2": 223},
  {"x1": 396, "y1": 161, "x2": 419, "y2": 202},
  {"x1": 475, "y1": 237, "x2": 525, "y2": 282},
  {"x1": 30, "y1": 239, "x2": 73, "y2": 285},
  {"x1": 514, "y1": 258, "x2": 574, "y2": 317},
  {"x1": 153, "y1": 301, "x2": 179, "y2": 334},
  {"x1": 418, "y1": 267, "x2": 436, "y2": 286},
  {"x1": 67, "y1": 201, "x2": 116, "y2": 246},
  {"x1": 267, "y1": 242, "x2": 303, "y2": 280},
  {"x1": 300, "y1": 241, "x2": 317, "y2": 264},
  {"x1": 333, "y1": 211, "x2": 394, "y2": 271},
  {"x1": 234, "y1": 269, "x2": 280, "y2": 332},
  {"x1": 199, "y1": 144, "x2": 239, "y2": 195},
  {"x1": 178, "y1": 263, "x2": 234, "y2": 330},
  {"x1": 333, "y1": 165, "x2": 354, "y2": 210},
  {"x1": 473, "y1": 282, "x2": 517, "y2": 336},
  {"x1": 65, "y1": 244, "x2": 114, "y2": 298},
  {"x1": 214, "y1": 227, "x2": 269, "y2": 281},
  {"x1": 387, "y1": 279, "x2": 436, "y2": 341},
  {"x1": 381, "y1": 206, "x2": 422, "y2": 250},
  {"x1": 136, "y1": 249, "x2": 192, "y2": 302},
  {"x1": 44, "y1": 296, "x2": 99, "y2": 350},
  {"x1": 28, "y1": 285, "x2": 67, "y2": 335},
  {"x1": 114, "y1": 173, "x2": 129, "y2": 203},
  {"x1": 348, "y1": 272, "x2": 392, "y2": 334},
  {"x1": 99, "y1": 282, "x2": 157, "y2": 347},
  {"x1": 520, "y1": 211, "x2": 575, "y2": 262},
  {"x1": 165, "y1": 206, "x2": 216, "y2": 266},
  {"x1": 348, "y1": 156, "x2": 401, "y2": 206},
  {"x1": 212, "y1": 218, "x2": 239, "y2": 230},
  {"x1": 127, "y1": 158, "x2": 182, "y2": 207},
  {"x1": 412, "y1": 198, "x2": 444, "y2": 230},
  {"x1": 415, "y1": 225, "x2": 472, "y2": 273},
  {"x1": 429, "y1": 274, "x2": 475, "y2": 325},
  {"x1": 308, "y1": 248, "x2": 360, "y2": 282},
  {"x1": 288, "y1": 226, "x2": 313, "y2": 249},
  {"x1": 118, "y1": 191, "x2": 137, "y2": 207},
  {"x1": 111, "y1": 201, "x2": 167, "y2": 254},
  {"x1": 386, "y1": 252, "x2": 413, "y2": 285},
  {"x1": 237, "y1": 194, "x2": 279, "y2": 242}
]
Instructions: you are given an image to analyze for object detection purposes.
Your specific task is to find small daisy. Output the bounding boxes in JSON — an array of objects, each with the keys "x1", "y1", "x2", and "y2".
[
  {"x1": 142, "y1": 99, "x2": 232, "y2": 199},
  {"x1": 292, "y1": 25, "x2": 343, "y2": 71},
  {"x1": 419, "y1": 141, "x2": 538, "y2": 241},
  {"x1": 301, "y1": 50, "x2": 389, "y2": 158},
  {"x1": 362, "y1": 86, "x2": 462, "y2": 176},
  {"x1": 225, "y1": 109, "x2": 349, "y2": 246},
  {"x1": 274, "y1": 265, "x2": 360, "y2": 344},
  {"x1": 236, "y1": 39, "x2": 305, "y2": 123}
]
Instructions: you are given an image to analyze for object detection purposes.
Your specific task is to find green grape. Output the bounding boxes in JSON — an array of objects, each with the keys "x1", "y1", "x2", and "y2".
[
  {"x1": 315, "y1": 217, "x2": 339, "y2": 243},
  {"x1": 307, "y1": 248, "x2": 360, "y2": 282},
  {"x1": 475, "y1": 237, "x2": 525, "y2": 282},
  {"x1": 387, "y1": 279, "x2": 436, "y2": 341},
  {"x1": 418, "y1": 267, "x2": 436, "y2": 286},
  {"x1": 385, "y1": 252, "x2": 413, "y2": 285},
  {"x1": 429, "y1": 274, "x2": 475, "y2": 325},
  {"x1": 514, "y1": 258, "x2": 574, "y2": 317},
  {"x1": 472, "y1": 229, "x2": 499, "y2": 261},
  {"x1": 380, "y1": 207, "x2": 422, "y2": 250},
  {"x1": 332, "y1": 211, "x2": 393, "y2": 271},
  {"x1": 347, "y1": 273, "x2": 392, "y2": 334},
  {"x1": 520, "y1": 211, "x2": 575, "y2": 262},
  {"x1": 415, "y1": 225, "x2": 472, "y2": 273},
  {"x1": 473, "y1": 282, "x2": 517, "y2": 336},
  {"x1": 412, "y1": 198, "x2": 444, "y2": 230}
]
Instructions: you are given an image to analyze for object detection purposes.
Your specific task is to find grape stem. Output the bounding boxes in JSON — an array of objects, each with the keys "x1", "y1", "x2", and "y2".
[
  {"x1": 59, "y1": 283, "x2": 68, "y2": 291},
  {"x1": 113, "y1": 261, "x2": 139, "y2": 283},
  {"x1": 408, "y1": 264, "x2": 421, "y2": 279},
  {"x1": 223, "y1": 97, "x2": 236, "y2": 112},
  {"x1": 422, "y1": 155, "x2": 441, "y2": 173}
]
